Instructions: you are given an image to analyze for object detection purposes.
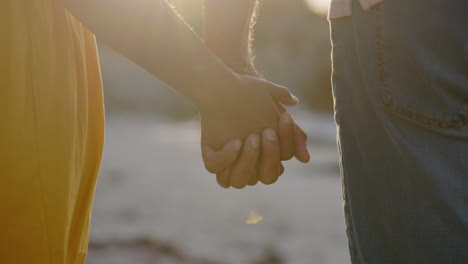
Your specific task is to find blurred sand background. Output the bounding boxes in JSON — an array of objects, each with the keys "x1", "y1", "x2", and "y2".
[{"x1": 86, "y1": 1, "x2": 350, "y2": 263}]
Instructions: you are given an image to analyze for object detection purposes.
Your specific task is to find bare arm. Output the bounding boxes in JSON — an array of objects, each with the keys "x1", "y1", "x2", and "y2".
[
  {"x1": 61, "y1": 0, "x2": 239, "y2": 110},
  {"x1": 60, "y1": 0, "x2": 306, "y2": 188},
  {"x1": 204, "y1": 0, "x2": 259, "y2": 74}
]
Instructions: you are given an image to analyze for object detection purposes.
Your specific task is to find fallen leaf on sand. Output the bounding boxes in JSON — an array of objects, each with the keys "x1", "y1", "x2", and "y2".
[{"x1": 245, "y1": 210, "x2": 263, "y2": 224}]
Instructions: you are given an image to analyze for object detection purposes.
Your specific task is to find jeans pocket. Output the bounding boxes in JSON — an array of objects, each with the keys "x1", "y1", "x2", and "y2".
[{"x1": 374, "y1": 1, "x2": 468, "y2": 131}]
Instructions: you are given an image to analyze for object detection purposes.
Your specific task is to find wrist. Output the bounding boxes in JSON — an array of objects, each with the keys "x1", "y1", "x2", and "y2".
[
  {"x1": 228, "y1": 62, "x2": 260, "y2": 77},
  {"x1": 204, "y1": 0, "x2": 257, "y2": 64}
]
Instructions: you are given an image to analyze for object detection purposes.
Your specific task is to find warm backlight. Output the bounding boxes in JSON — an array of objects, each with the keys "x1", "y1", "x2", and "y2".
[{"x1": 305, "y1": 0, "x2": 331, "y2": 16}]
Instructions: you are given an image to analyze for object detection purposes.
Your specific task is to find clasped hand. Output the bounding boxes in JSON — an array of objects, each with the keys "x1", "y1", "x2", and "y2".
[{"x1": 200, "y1": 74, "x2": 310, "y2": 189}]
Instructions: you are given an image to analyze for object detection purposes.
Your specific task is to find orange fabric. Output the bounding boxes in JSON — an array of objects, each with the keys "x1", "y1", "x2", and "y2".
[{"x1": 0, "y1": 1, "x2": 104, "y2": 263}]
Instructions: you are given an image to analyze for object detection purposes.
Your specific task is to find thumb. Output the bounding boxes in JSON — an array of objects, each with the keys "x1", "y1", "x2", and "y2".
[
  {"x1": 202, "y1": 139, "x2": 242, "y2": 174},
  {"x1": 266, "y1": 82, "x2": 299, "y2": 106}
]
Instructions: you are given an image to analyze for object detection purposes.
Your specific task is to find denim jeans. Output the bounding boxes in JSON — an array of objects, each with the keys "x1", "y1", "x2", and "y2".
[{"x1": 329, "y1": 0, "x2": 468, "y2": 263}]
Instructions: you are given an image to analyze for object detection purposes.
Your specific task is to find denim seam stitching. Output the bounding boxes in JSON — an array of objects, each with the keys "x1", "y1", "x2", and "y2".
[
  {"x1": 330, "y1": 20, "x2": 360, "y2": 262},
  {"x1": 374, "y1": 5, "x2": 467, "y2": 130}
]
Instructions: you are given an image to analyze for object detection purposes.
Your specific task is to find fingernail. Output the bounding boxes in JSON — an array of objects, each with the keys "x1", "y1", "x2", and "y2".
[
  {"x1": 264, "y1": 128, "x2": 277, "y2": 142},
  {"x1": 281, "y1": 112, "x2": 293, "y2": 125},
  {"x1": 233, "y1": 139, "x2": 242, "y2": 151},
  {"x1": 249, "y1": 135, "x2": 260, "y2": 149},
  {"x1": 292, "y1": 95, "x2": 299, "y2": 104}
]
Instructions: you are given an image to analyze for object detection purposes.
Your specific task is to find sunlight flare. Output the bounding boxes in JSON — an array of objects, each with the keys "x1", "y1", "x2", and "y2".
[{"x1": 305, "y1": 0, "x2": 331, "y2": 16}]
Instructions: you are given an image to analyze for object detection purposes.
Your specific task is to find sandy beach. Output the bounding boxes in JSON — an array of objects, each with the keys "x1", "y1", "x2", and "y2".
[{"x1": 86, "y1": 112, "x2": 350, "y2": 264}]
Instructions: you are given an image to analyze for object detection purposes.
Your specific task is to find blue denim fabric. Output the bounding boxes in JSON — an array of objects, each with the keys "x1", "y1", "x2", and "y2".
[{"x1": 329, "y1": 0, "x2": 468, "y2": 263}]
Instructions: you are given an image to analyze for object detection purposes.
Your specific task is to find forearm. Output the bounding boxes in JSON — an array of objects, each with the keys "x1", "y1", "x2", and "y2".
[
  {"x1": 204, "y1": 0, "x2": 259, "y2": 73},
  {"x1": 61, "y1": 0, "x2": 237, "y2": 109}
]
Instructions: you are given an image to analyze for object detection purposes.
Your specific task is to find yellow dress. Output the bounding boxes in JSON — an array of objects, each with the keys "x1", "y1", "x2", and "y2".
[{"x1": 0, "y1": 1, "x2": 105, "y2": 263}]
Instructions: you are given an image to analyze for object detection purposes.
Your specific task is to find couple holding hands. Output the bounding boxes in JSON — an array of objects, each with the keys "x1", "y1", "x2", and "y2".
[
  {"x1": 2, "y1": 0, "x2": 467, "y2": 263},
  {"x1": 1, "y1": 0, "x2": 308, "y2": 263}
]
